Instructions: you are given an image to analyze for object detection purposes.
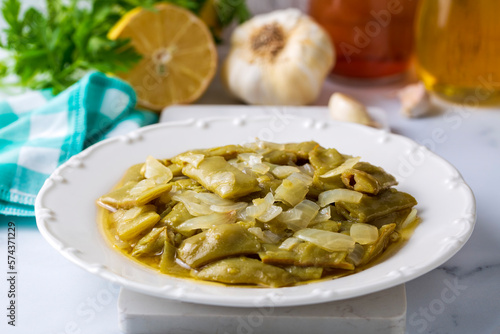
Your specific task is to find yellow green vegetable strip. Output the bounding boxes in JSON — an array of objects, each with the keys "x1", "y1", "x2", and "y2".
[
  {"x1": 116, "y1": 207, "x2": 161, "y2": 240},
  {"x1": 341, "y1": 169, "x2": 381, "y2": 195},
  {"x1": 369, "y1": 208, "x2": 412, "y2": 229},
  {"x1": 194, "y1": 257, "x2": 296, "y2": 288},
  {"x1": 284, "y1": 141, "x2": 319, "y2": 160},
  {"x1": 309, "y1": 146, "x2": 344, "y2": 174},
  {"x1": 354, "y1": 162, "x2": 398, "y2": 189},
  {"x1": 274, "y1": 177, "x2": 309, "y2": 207},
  {"x1": 159, "y1": 240, "x2": 190, "y2": 277},
  {"x1": 341, "y1": 162, "x2": 398, "y2": 195},
  {"x1": 132, "y1": 227, "x2": 166, "y2": 257},
  {"x1": 284, "y1": 266, "x2": 323, "y2": 281},
  {"x1": 262, "y1": 150, "x2": 297, "y2": 165},
  {"x1": 335, "y1": 189, "x2": 417, "y2": 223},
  {"x1": 160, "y1": 202, "x2": 195, "y2": 237},
  {"x1": 259, "y1": 243, "x2": 354, "y2": 270},
  {"x1": 119, "y1": 163, "x2": 145, "y2": 185},
  {"x1": 99, "y1": 181, "x2": 172, "y2": 209},
  {"x1": 182, "y1": 156, "x2": 260, "y2": 199},
  {"x1": 359, "y1": 223, "x2": 396, "y2": 266},
  {"x1": 177, "y1": 224, "x2": 261, "y2": 268},
  {"x1": 98, "y1": 141, "x2": 419, "y2": 287}
]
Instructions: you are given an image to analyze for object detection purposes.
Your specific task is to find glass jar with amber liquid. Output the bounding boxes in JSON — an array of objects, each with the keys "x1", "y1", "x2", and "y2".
[
  {"x1": 416, "y1": 0, "x2": 500, "y2": 104},
  {"x1": 309, "y1": 0, "x2": 419, "y2": 79}
]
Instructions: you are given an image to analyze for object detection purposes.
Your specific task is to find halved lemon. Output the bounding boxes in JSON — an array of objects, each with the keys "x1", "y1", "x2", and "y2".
[{"x1": 108, "y1": 3, "x2": 217, "y2": 111}]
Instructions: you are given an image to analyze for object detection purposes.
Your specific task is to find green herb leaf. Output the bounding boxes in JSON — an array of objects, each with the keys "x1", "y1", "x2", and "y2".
[
  {"x1": 0, "y1": 0, "x2": 248, "y2": 93},
  {"x1": 216, "y1": 0, "x2": 250, "y2": 26}
]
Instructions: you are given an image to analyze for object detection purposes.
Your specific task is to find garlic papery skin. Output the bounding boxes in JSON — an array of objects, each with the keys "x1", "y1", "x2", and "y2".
[
  {"x1": 222, "y1": 9, "x2": 335, "y2": 106},
  {"x1": 398, "y1": 82, "x2": 432, "y2": 118},
  {"x1": 328, "y1": 93, "x2": 375, "y2": 126}
]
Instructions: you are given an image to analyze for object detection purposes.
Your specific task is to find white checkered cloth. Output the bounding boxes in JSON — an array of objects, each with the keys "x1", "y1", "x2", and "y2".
[{"x1": 0, "y1": 72, "x2": 158, "y2": 216}]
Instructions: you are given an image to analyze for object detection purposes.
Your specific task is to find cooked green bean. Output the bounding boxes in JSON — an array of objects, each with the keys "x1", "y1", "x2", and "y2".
[{"x1": 97, "y1": 141, "x2": 419, "y2": 287}]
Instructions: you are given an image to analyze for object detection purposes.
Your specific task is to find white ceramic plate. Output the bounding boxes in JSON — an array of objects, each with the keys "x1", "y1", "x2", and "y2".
[{"x1": 35, "y1": 115, "x2": 476, "y2": 307}]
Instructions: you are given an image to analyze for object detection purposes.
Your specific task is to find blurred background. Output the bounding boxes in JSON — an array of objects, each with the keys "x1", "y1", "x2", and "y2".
[{"x1": 1, "y1": 0, "x2": 498, "y2": 106}]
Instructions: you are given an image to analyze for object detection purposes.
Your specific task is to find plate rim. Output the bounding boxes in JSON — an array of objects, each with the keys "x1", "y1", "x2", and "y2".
[{"x1": 35, "y1": 114, "x2": 476, "y2": 307}]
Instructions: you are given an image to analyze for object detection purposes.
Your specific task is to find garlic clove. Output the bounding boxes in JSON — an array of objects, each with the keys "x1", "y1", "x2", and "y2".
[
  {"x1": 328, "y1": 93, "x2": 374, "y2": 126},
  {"x1": 398, "y1": 82, "x2": 432, "y2": 118}
]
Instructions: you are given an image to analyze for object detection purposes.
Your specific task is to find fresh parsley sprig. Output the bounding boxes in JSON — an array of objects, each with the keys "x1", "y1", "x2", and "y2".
[
  {"x1": 0, "y1": 0, "x2": 143, "y2": 93},
  {"x1": 0, "y1": 0, "x2": 249, "y2": 93}
]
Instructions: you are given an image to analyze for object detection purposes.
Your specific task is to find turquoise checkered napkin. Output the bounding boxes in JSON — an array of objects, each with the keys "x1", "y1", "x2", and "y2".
[{"x1": 0, "y1": 72, "x2": 158, "y2": 216}]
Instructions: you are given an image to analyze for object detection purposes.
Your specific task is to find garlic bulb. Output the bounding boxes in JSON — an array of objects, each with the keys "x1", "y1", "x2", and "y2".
[
  {"x1": 328, "y1": 93, "x2": 375, "y2": 126},
  {"x1": 222, "y1": 9, "x2": 335, "y2": 105}
]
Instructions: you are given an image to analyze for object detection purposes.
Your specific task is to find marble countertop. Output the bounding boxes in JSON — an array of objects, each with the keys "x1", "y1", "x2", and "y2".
[
  {"x1": 1, "y1": 74, "x2": 500, "y2": 334},
  {"x1": 2, "y1": 42, "x2": 500, "y2": 333}
]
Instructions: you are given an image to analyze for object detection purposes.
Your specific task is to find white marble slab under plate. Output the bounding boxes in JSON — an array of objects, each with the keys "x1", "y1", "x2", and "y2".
[{"x1": 118, "y1": 285, "x2": 407, "y2": 334}]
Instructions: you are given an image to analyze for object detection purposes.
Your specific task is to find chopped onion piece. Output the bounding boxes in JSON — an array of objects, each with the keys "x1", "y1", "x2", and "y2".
[
  {"x1": 257, "y1": 205, "x2": 283, "y2": 222},
  {"x1": 177, "y1": 212, "x2": 236, "y2": 232},
  {"x1": 279, "y1": 207, "x2": 301, "y2": 222},
  {"x1": 294, "y1": 228, "x2": 355, "y2": 252},
  {"x1": 176, "y1": 153, "x2": 205, "y2": 168},
  {"x1": 347, "y1": 243, "x2": 365, "y2": 266},
  {"x1": 238, "y1": 153, "x2": 263, "y2": 166},
  {"x1": 274, "y1": 176, "x2": 309, "y2": 207},
  {"x1": 173, "y1": 191, "x2": 213, "y2": 216},
  {"x1": 167, "y1": 189, "x2": 181, "y2": 198},
  {"x1": 246, "y1": 193, "x2": 274, "y2": 218},
  {"x1": 241, "y1": 167, "x2": 256, "y2": 176},
  {"x1": 237, "y1": 207, "x2": 255, "y2": 222},
  {"x1": 288, "y1": 172, "x2": 313, "y2": 186},
  {"x1": 263, "y1": 230, "x2": 282, "y2": 243},
  {"x1": 236, "y1": 153, "x2": 269, "y2": 174},
  {"x1": 296, "y1": 199, "x2": 320, "y2": 218},
  {"x1": 208, "y1": 172, "x2": 235, "y2": 197},
  {"x1": 247, "y1": 227, "x2": 280, "y2": 243},
  {"x1": 120, "y1": 206, "x2": 143, "y2": 221},
  {"x1": 298, "y1": 163, "x2": 315, "y2": 176},
  {"x1": 350, "y1": 223, "x2": 379, "y2": 245},
  {"x1": 227, "y1": 158, "x2": 239, "y2": 166},
  {"x1": 195, "y1": 192, "x2": 234, "y2": 206},
  {"x1": 144, "y1": 156, "x2": 173, "y2": 184},
  {"x1": 246, "y1": 204, "x2": 266, "y2": 218},
  {"x1": 129, "y1": 179, "x2": 157, "y2": 196},
  {"x1": 250, "y1": 140, "x2": 285, "y2": 151},
  {"x1": 229, "y1": 160, "x2": 245, "y2": 171},
  {"x1": 172, "y1": 190, "x2": 196, "y2": 203},
  {"x1": 280, "y1": 200, "x2": 319, "y2": 230},
  {"x1": 182, "y1": 201, "x2": 213, "y2": 217},
  {"x1": 175, "y1": 258, "x2": 193, "y2": 270},
  {"x1": 257, "y1": 174, "x2": 272, "y2": 186},
  {"x1": 263, "y1": 192, "x2": 276, "y2": 204},
  {"x1": 96, "y1": 200, "x2": 117, "y2": 213},
  {"x1": 252, "y1": 163, "x2": 271, "y2": 174},
  {"x1": 311, "y1": 206, "x2": 331, "y2": 223},
  {"x1": 279, "y1": 237, "x2": 302, "y2": 250},
  {"x1": 401, "y1": 208, "x2": 418, "y2": 229},
  {"x1": 248, "y1": 227, "x2": 267, "y2": 241},
  {"x1": 210, "y1": 202, "x2": 248, "y2": 213},
  {"x1": 320, "y1": 157, "x2": 361, "y2": 178},
  {"x1": 318, "y1": 189, "x2": 363, "y2": 207},
  {"x1": 272, "y1": 166, "x2": 300, "y2": 179}
]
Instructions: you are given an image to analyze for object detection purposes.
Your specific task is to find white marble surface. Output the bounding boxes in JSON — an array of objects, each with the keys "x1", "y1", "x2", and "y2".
[
  {"x1": 1, "y1": 73, "x2": 500, "y2": 334},
  {"x1": 118, "y1": 285, "x2": 406, "y2": 334}
]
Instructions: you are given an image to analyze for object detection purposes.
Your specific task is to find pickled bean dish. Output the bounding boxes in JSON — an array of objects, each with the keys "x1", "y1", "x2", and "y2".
[{"x1": 97, "y1": 141, "x2": 419, "y2": 288}]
